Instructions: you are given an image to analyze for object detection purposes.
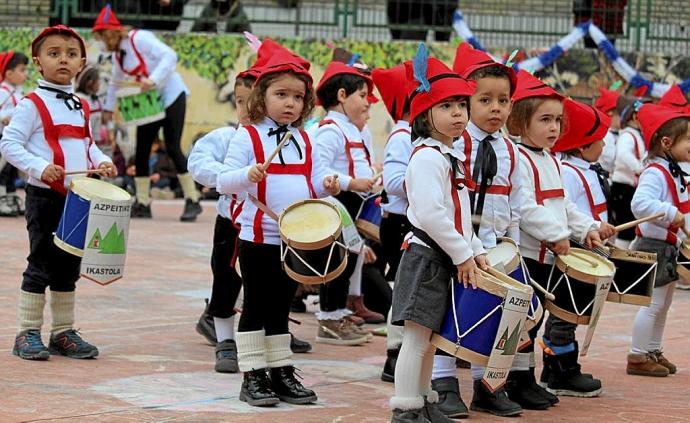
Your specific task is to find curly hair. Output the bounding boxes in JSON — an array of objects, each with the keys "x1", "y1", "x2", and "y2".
[{"x1": 247, "y1": 71, "x2": 314, "y2": 127}]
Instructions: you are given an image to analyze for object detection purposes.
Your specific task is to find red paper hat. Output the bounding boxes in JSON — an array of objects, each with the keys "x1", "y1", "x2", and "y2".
[
  {"x1": 31, "y1": 25, "x2": 86, "y2": 59},
  {"x1": 92, "y1": 4, "x2": 124, "y2": 32},
  {"x1": 372, "y1": 63, "x2": 411, "y2": 121},
  {"x1": 638, "y1": 104, "x2": 690, "y2": 149},
  {"x1": 253, "y1": 47, "x2": 312, "y2": 88},
  {"x1": 594, "y1": 87, "x2": 620, "y2": 114},
  {"x1": 552, "y1": 98, "x2": 612, "y2": 153},
  {"x1": 512, "y1": 70, "x2": 562, "y2": 102},
  {"x1": 0, "y1": 51, "x2": 15, "y2": 81},
  {"x1": 315, "y1": 61, "x2": 375, "y2": 106},
  {"x1": 452, "y1": 42, "x2": 517, "y2": 95},
  {"x1": 406, "y1": 51, "x2": 475, "y2": 123},
  {"x1": 659, "y1": 84, "x2": 689, "y2": 110},
  {"x1": 237, "y1": 38, "x2": 288, "y2": 80}
]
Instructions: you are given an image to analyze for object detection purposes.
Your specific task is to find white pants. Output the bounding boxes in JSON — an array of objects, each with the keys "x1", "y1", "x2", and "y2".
[{"x1": 631, "y1": 282, "x2": 676, "y2": 354}]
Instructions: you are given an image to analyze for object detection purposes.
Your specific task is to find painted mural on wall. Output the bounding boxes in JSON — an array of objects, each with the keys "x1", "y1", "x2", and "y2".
[{"x1": 1, "y1": 28, "x2": 688, "y2": 159}]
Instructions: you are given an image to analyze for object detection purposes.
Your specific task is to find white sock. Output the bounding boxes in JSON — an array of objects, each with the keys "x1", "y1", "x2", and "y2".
[
  {"x1": 631, "y1": 283, "x2": 675, "y2": 354},
  {"x1": 266, "y1": 333, "x2": 292, "y2": 368},
  {"x1": 236, "y1": 329, "x2": 266, "y2": 372},
  {"x1": 316, "y1": 310, "x2": 342, "y2": 320},
  {"x1": 471, "y1": 364, "x2": 485, "y2": 380},
  {"x1": 214, "y1": 316, "x2": 235, "y2": 342},
  {"x1": 178, "y1": 172, "x2": 200, "y2": 202},
  {"x1": 18, "y1": 290, "x2": 45, "y2": 332},
  {"x1": 511, "y1": 352, "x2": 531, "y2": 371},
  {"x1": 529, "y1": 350, "x2": 536, "y2": 368},
  {"x1": 347, "y1": 252, "x2": 364, "y2": 296},
  {"x1": 431, "y1": 355, "x2": 456, "y2": 380},
  {"x1": 390, "y1": 320, "x2": 433, "y2": 411},
  {"x1": 386, "y1": 308, "x2": 404, "y2": 350},
  {"x1": 135, "y1": 177, "x2": 151, "y2": 205}
]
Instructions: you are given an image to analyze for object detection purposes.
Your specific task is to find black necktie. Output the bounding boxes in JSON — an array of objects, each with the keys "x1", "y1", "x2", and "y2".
[
  {"x1": 469, "y1": 135, "x2": 497, "y2": 233},
  {"x1": 666, "y1": 155, "x2": 689, "y2": 193},
  {"x1": 267, "y1": 124, "x2": 301, "y2": 165},
  {"x1": 590, "y1": 162, "x2": 611, "y2": 202},
  {"x1": 38, "y1": 86, "x2": 82, "y2": 111}
]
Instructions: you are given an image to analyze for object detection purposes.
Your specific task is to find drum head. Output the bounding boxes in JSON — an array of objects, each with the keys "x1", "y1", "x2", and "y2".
[
  {"x1": 280, "y1": 200, "x2": 342, "y2": 250},
  {"x1": 487, "y1": 238, "x2": 520, "y2": 274},
  {"x1": 70, "y1": 177, "x2": 131, "y2": 202},
  {"x1": 557, "y1": 248, "x2": 615, "y2": 282}
]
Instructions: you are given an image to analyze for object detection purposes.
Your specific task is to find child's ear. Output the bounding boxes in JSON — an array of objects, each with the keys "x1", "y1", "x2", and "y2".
[
  {"x1": 336, "y1": 88, "x2": 347, "y2": 103},
  {"x1": 661, "y1": 135, "x2": 673, "y2": 151},
  {"x1": 32, "y1": 57, "x2": 42, "y2": 73},
  {"x1": 79, "y1": 57, "x2": 86, "y2": 71}
]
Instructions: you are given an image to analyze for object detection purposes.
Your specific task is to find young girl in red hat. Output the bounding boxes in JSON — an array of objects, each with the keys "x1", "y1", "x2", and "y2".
[
  {"x1": 594, "y1": 87, "x2": 621, "y2": 176},
  {"x1": 389, "y1": 44, "x2": 487, "y2": 423},
  {"x1": 627, "y1": 104, "x2": 690, "y2": 377},
  {"x1": 216, "y1": 45, "x2": 339, "y2": 407}
]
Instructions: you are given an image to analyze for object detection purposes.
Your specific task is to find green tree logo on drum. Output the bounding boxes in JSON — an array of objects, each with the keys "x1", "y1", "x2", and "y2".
[
  {"x1": 495, "y1": 324, "x2": 521, "y2": 356},
  {"x1": 87, "y1": 223, "x2": 126, "y2": 255}
]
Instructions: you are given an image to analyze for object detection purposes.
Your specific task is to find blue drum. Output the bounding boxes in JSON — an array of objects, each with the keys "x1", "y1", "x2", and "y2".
[{"x1": 355, "y1": 195, "x2": 382, "y2": 243}]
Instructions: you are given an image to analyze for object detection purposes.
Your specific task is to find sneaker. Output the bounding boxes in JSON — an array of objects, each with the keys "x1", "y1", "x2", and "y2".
[
  {"x1": 12, "y1": 330, "x2": 49, "y2": 360},
  {"x1": 215, "y1": 339, "x2": 239, "y2": 373},
  {"x1": 315, "y1": 319, "x2": 368, "y2": 346},
  {"x1": 344, "y1": 313, "x2": 365, "y2": 327},
  {"x1": 195, "y1": 298, "x2": 217, "y2": 346},
  {"x1": 652, "y1": 350, "x2": 677, "y2": 374},
  {"x1": 289, "y1": 333, "x2": 312, "y2": 353},
  {"x1": 346, "y1": 318, "x2": 373, "y2": 341},
  {"x1": 470, "y1": 379, "x2": 522, "y2": 417},
  {"x1": 130, "y1": 201, "x2": 152, "y2": 218},
  {"x1": 0, "y1": 195, "x2": 18, "y2": 217},
  {"x1": 180, "y1": 198, "x2": 202, "y2": 222},
  {"x1": 49, "y1": 329, "x2": 99, "y2": 359},
  {"x1": 626, "y1": 352, "x2": 670, "y2": 377},
  {"x1": 269, "y1": 365, "x2": 317, "y2": 404},
  {"x1": 240, "y1": 368, "x2": 280, "y2": 407}
]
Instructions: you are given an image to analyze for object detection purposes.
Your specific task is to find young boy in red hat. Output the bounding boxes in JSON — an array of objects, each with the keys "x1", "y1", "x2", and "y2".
[
  {"x1": 628, "y1": 104, "x2": 690, "y2": 377},
  {"x1": 0, "y1": 50, "x2": 29, "y2": 216},
  {"x1": 427, "y1": 42, "x2": 522, "y2": 417},
  {"x1": 372, "y1": 63, "x2": 412, "y2": 383},
  {"x1": 0, "y1": 25, "x2": 117, "y2": 361},
  {"x1": 594, "y1": 87, "x2": 622, "y2": 176}
]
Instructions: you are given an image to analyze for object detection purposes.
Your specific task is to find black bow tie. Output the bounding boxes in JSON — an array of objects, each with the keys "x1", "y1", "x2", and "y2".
[
  {"x1": 666, "y1": 155, "x2": 689, "y2": 193},
  {"x1": 38, "y1": 85, "x2": 82, "y2": 111},
  {"x1": 267, "y1": 124, "x2": 301, "y2": 165}
]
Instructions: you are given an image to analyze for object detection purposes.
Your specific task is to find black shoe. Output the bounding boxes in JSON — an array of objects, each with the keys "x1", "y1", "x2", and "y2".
[
  {"x1": 423, "y1": 398, "x2": 455, "y2": 422},
  {"x1": 13, "y1": 330, "x2": 49, "y2": 360},
  {"x1": 290, "y1": 333, "x2": 312, "y2": 353},
  {"x1": 49, "y1": 329, "x2": 98, "y2": 359},
  {"x1": 530, "y1": 367, "x2": 558, "y2": 405},
  {"x1": 195, "y1": 298, "x2": 217, "y2": 346},
  {"x1": 391, "y1": 408, "x2": 431, "y2": 423},
  {"x1": 215, "y1": 339, "x2": 239, "y2": 373},
  {"x1": 540, "y1": 351, "x2": 592, "y2": 386},
  {"x1": 269, "y1": 365, "x2": 317, "y2": 404},
  {"x1": 130, "y1": 201, "x2": 152, "y2": 218},
  {"x1": 240, "y1": 368, "x2": 280, "y2": 407},
  {"x1": 291, "y1": 295, "x2": 306, "y2": 313},
  {"x1": 381, "y1": 347, "x2": 399, "y2": 383},
  {"x1": 543, "y1": 344, "x2": 602, "y2": 398},
  {"x1": 431, "y1": 376, "x2": 469, "y2": 418},
  {"x1": 180, "y1": 199, "x2": 202, "y2": 222},
  {"x1": 505, "y1": 370, "x2": 551, "y2": 410},
  {"x1": 470, "y1": 379, "x2": 522, "y2": 417}
]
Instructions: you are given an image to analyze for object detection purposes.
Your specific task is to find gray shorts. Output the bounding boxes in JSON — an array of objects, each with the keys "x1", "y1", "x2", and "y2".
[
  {"x1": 631, "y1": 237, "x2": 678, "y2": 288},
  {"x1": 391, "y1": 243, "x2": 454, "y2": 332}
]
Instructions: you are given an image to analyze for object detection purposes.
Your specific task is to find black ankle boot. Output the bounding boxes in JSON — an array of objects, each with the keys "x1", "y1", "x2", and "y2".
[
  {"x1": 505, "y1": 370, "x2": 551, "y2": 410},
  {"x1": 529, "y1": 367, "x2": 558, "y2": 405},
  {"x1": 470, "y1": 379, "x2": 522, "y2": 417},
  {"x1": 270, "y1": 365, "x2": 317, "y2": 404},
  {"x1": 289, "y1": 332, "x2": 312, "y2": 353},
  {"x1": 195, "y1": 298, "x2": 217, "y2": 345},
  {"x1": 180, "y1": 199, "x2": 202, "y2": 222},
  {"x1": 431, "y1": 377, "x2": 468, "y2": 418},
  {"x1": 544, "y1": 344, "x2": 602, "y2": 398},
  {"x1": 239, "y1": 369, "x2": 279, "y2": 407},
  {"x1": 381, "y1": 346, "x2": 399, "y2": 383}
]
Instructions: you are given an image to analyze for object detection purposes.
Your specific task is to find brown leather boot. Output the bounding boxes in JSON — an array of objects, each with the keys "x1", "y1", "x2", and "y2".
[
  {"x1": 626, "y1": 352, "x2": 669, "y2": 377},
  {"x1": 653, "y1": 350, "x2": 677, "y2": 374},
  {"x1": 346, "y1": 295, "x2": 385, "y2": 323}
]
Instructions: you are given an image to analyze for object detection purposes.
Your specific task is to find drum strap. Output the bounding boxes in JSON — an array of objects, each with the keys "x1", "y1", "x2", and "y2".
[
  {"x1": 319, "y1": 119, "x2": 372, "y2": 178},
  {"x1": 0, "y1": 84, "x2": 17, "y2": 107},
  {"x1": 26, "y1": 93, "x2": 93, "y2": 195},
  {"x1": 247, "y1": 125, "x2": 315, "y2": 243},
  {"x1": 562, "y1": 162, "x2": 608, "y2": 222},
  {"x1": 411, "y1": 226, "x2": 455, "y2": 270},
  {"x1": 116, "y1": 30, "x2": 149, "y2": 78}
]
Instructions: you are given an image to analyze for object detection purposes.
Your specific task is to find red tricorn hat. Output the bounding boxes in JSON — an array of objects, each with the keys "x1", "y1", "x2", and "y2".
[
  {"x1": 0, "y1": 51, "x2": 15, "y2": 82},
  {"x1": 512, "y1": 69, "x2": 563, "y2": 102},
  {"x1": 452, "y1": 42, "x2": 517, "y2": 95},
  {"x1": 637, "y1": 104, "x2": 690, "y2": 149},
  {"x1": 237, "y1": 38, "x2": 290, "y2": 80},
  {"x1": 92, "y1": 4, "x2": 124, "y2": 32},
  {"x1": 659, "y1": 84, "x2": 689, "y2": 110},
  {"x1": 552, "y1": 98, "x2": 612, "y2": 153},
  {"x1": 253, "y1": 47, "x2": 312, "y2": 88},
  {"x1": 31, "y1": 25, "x2": 86, "y2": 59},
  {"x1": 372, "y1": 63, "x2": 411, "y2": 121},
  {"x1": 406, "y1": 45, "x2": 475, "y2": 123},
  {"x1": 594, "y1": 87, "x2": 621, "y2": 114},
  {"x1": 315, "y1": 61, "x2": 375, "y2": 106}
]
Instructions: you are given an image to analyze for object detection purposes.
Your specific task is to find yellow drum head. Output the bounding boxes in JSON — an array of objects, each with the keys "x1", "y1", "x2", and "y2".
[
  {"x1": 559, "y1": 248, "x2": 614, "y2": 277},
  {"x1": 70, "y1": 177, "x2": 131, "y2": 202},
  {"x1": 280, "y1": 200, "x2": 342, "y2": 245}
]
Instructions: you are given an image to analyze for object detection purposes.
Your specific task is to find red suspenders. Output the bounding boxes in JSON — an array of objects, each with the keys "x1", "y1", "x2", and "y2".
[
  {"x1": 460, "y1": 131, "x2": 515, "y2": 195},
  {"x1": 562, "y1": 162, "x2": 608, "y2": 222},
  {"x1": 319, "y1": 119, "x2": 372, "y2": 178}
]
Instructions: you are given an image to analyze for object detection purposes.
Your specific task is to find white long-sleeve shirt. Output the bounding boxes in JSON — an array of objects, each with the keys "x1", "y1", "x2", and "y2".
[
  {"x1": 310, "y1": 110, "x2": 374, "y2": 191},
  {"x1": 561, "y1": 156, "x2": 609, "y2": 223},
  {"x1": 455, "y1": 121, "x2": 522, "y2": 249},
  {"x1": 0, "y1": 79, "x2": 111, "y2": 190},
  {"x1": 104, "y1": 29, "x2": 189, "y2": 111},
  {"x1": 216, "y1": 118, "x2": 332, "y2": 245},
  {"x1": 632, "y1": 157, "x2": 690, "y2": 247},
  {"x1": 598, "y1": 129, "x2": 617, "y2": 176},
  {"x1": 188, "y1": 126, "x2": 238, "y2": 220},
  {"x1": 518, "y1": 145, "x2": 599, "y2": 264},
  {"x1": 406, "y1": 137, "x2": 485, "y2": 265},
  {"x1": 0, "y1": 81, "x2": 22, "y2": 134},
  {"x1": 381, "y1": 120, "x2": 412, "y2": 216},
  {"x1": 612, "y1": 127, "x2": 645, "y2": 186}
]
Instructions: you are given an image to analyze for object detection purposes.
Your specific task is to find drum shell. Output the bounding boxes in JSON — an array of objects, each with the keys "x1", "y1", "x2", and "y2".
[
  {"x1": 283, "y1": 233, "x2": 348, "y2": 285},
  {"x1": 54, "y1": 189, "x2": 91, "y2": 256},
  {"x1": 607, "y1": 248, "x2": 655, "y2": 306},
  {"x1": 676, "y1": 242, "x2": 690, "y2": 282},
  {"x1": 356, "y1": 196, "x2": 382, "y2": 243}
]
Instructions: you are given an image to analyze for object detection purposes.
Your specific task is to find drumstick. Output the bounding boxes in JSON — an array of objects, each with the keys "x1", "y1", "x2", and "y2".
[
  {"x1": 614, "y1": 212, "x2": 665, "y2": 233},
  {"x1": 567, "y1": 250, "x2": 600, "y2": 268},
  {"x1": 682, "y1": 226, "x2": 690, "y2": 239},
  {"x1": 370, "y1": 170, "x2": 383, "y2": 183},
  {"x1": 65, "y1": 168, "x2": 108, "y2": 176},
  {"x1": 529, "y1": 279, "x2": 556, "y2": 301},
  {"x1": 263, "y1": 131, "x2": 293, "y2": 167},
  {"x1": 592, "y1": 241, "x2": 610, "y2": 252},
  {"x1": 248, "y1": 193, "x2": 280, "y2": 222}
]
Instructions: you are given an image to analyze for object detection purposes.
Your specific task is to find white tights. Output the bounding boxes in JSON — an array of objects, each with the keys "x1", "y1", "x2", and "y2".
[
  {"x1": 391, "y1": 320, "x2": 435, "y2": 411},
  {"x1": 631, "y1": 282, "x2": 675, "y2": 354}
]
